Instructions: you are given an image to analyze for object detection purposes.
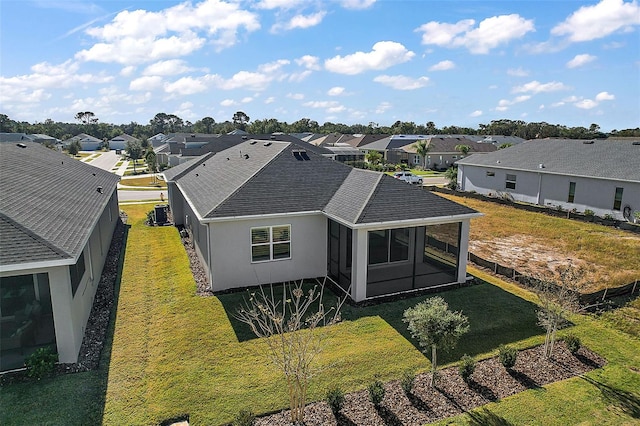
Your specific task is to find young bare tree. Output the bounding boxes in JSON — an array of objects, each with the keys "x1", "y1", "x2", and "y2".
[
  {"x1": 235, "y1": 279, "x2": 345, "y2": 424},
  {"x1": 534, "y1": 264, "x2": 584, "y2": 359}
]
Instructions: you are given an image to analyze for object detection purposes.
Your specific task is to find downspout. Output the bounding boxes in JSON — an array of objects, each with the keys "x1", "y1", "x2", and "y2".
[
  {"x1": 207, "y1": 223, "x2": 213, "y2": 292},
  {"x1": 536, "y1": 172, "x2": 543, "y2": 205}
]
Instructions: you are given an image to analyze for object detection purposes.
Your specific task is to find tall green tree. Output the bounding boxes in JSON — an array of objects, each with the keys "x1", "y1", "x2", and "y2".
[
  {"x1": 413, "y1": 139, "x2": 431, "y2": 169},
  {"x1": 455, "y1": 144, "x2": 471, "y2": 156},
  {"x1": 74, "y1": 111, "x2": 98, "y2": 125},
  {"x1": 125, "y1": 140, "x2": 144, "y2": 174},
  {"x1": 232, "y1": 111, "x2": 250, "y2": 131},
  {"x1": 403, "y1": 296, "x2": 469, "y2": 387},
  {"x1": 444, "y1": 167, "x2": 458, "y2": 190},
  {"x1": 67, "y1": 140, "x2": 81, "y2": 156}
]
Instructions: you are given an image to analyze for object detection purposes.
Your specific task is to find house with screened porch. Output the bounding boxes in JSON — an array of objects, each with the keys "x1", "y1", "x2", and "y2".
[{"x1": 163, "y1": 139, "x2": 481, "y2": 303}]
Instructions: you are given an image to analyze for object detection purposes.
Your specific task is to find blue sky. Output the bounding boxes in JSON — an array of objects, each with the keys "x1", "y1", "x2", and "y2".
[{"x1": 1, "y1": 0, "x2": 638, "y2": 131}]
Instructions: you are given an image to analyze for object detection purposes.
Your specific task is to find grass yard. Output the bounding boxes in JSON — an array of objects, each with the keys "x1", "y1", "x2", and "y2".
[
  {"x1": 436, "y1": 193, "x2": 640, "y2": 292},
  {"x1": 119, "y1": 176, "x2": 167, "y2": 188},
  {"x1": 1, "y1": 204, "x2": 639, "y2": 425}
]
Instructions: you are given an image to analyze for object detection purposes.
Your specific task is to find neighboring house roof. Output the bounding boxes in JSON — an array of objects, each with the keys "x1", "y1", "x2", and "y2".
[
  {"x1": 459, "y1": 135, "x2": 525, "y2": 145},
  {"x1": 109, "y1": 133, "x2": 139, "y2": 143},
  {"x1": 165, "y1": 140, "x2": 478, "y2": 225},
  {"x1": 0, "y1": 142, "x2": 119, "y2": 269},
  {"x1": 456, "y1": 138, "x2": 640, "y2": 183},
  {"x1": 64, "y1": 133, "x2": 102, "y2": 144},
  {"x1": 401, "y1": 137, "x2": 497, "y2": 154},
  {"x1": 325, "y1": 144, "x2": 364, "y2": 156},
  {"x1": 0, "y1": 133, "x2": 30, "y2": 142}
]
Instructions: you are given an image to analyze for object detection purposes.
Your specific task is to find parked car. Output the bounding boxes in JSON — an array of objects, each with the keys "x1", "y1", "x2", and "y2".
[{"x1": 393, "y1": 171, "x2": 423, "y2": 185}]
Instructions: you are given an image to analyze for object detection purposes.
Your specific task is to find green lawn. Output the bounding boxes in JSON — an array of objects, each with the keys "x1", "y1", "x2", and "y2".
[{"x1": 1, "y1": 204, "x2": 638, "y2": 426}]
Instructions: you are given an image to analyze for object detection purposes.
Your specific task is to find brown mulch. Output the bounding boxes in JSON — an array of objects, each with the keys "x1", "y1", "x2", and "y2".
[{"x1": 254, "y1": 342, "x2": 606, "y2": 426}]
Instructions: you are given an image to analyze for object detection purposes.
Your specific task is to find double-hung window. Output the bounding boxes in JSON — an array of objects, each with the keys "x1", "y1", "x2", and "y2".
[
  {"x1": 613, "y1": 187, "x2": 624, "y2": 210},
  {"x1": 251, "y1": 225, "x2": 291, "y2": 262},
  {"x1": 568, "y1": 182, "x2": 576, "y2": 203},
  {"x1": 505, "y1": 174, "x2": 517, "y2": 190}
]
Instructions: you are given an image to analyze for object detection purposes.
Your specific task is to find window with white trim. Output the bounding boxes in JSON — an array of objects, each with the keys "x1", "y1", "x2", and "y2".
[
  {"x1": 251, "y1": 225, "x2": 291, "y2": 262},
  {"x1": 505, "y1": 174, "x2": 517, "y2": 190}
]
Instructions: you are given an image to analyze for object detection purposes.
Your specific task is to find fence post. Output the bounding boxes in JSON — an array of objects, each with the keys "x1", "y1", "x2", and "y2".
[{"x1": 602, "y1": 288, "x2": 608, "y2": 301}]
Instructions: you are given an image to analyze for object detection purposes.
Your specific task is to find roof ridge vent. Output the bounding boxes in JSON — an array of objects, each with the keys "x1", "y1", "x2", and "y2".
[
  {"x1": 632, "y1": 141, "x2": 640, "y2": 145},
  {"x1": 583, "y1": 140, "x2": 594, "y2": 144},
  {"x1": 263, "y1": 142, "x2": 272, "y2": 147}
]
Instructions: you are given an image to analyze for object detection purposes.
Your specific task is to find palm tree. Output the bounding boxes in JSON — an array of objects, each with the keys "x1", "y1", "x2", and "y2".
[
  {"x1": 413, "y1": 139, "x2": 431, "y2": 169},
  {"x1": 455, "y1": 144, "x2": 472, "y2": 157},
  {"x1": 365, "y1": 150, "x2": 382, "y2": 166}
]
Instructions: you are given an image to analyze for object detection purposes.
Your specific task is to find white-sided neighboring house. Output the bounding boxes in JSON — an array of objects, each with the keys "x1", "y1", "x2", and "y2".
[
  {"x1": 108, "y1": 134, "x2": 139, "y2": 151},
  {"x1": 456, "y1": 139, "x2": 640, "y2": 221},
  {"x1": 63, "y1": 133, "x2": 103, "y2": 151},
  {"x1": 0, "y1": 142, "x2": 120, "y2": 372},
  {"x1": 149, "y1": 133, "x2": 167, "y2": 148},
  {"x1": 164, "y1": 140, "x2": 482, "y2": 303}
]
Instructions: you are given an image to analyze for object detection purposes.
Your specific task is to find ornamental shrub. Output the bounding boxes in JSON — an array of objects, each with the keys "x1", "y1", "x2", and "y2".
[
  {"x1": 368, "y1": 379, "x2": 385, "y2": 408},
  {"x1": 25, "y1": 347, "x2": 57, "y2": 380},
  {"x1": 325, "y1": 386, "x2": 345, "y2": 414},
  {"x1": 498, "y1": 344, "x2": 518, "y2": 370},
  {"x1": 458, "y1": 354, "x2": 476, "y2": 383},
  {"x1": 564, "y1": 333, "x2": 581, "y2": 355},
  {"x1": 232, "y1": 409, "x2": 255, "y2": 426},
  {"x1": 400, "y1": 369, "x2": 416, "y2": 396}
]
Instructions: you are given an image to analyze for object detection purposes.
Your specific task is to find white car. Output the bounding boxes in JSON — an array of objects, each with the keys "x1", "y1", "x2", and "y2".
[{"x1": 393, "y1": 171, "x2": 423, "y2": 185}]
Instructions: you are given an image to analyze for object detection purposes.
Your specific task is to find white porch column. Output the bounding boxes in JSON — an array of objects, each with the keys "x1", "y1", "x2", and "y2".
[
  {"x1": 350, "y1": 228, "x2": 368, "y2": 302},
  {"x1": 48, "y1": 266, "x2": 80, "y2": 363},
  {"x1": 457, "y1": 220, "x2": 470, "y2": 283}
]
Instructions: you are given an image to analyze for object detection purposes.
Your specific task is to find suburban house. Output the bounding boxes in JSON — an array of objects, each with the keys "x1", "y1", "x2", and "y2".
[
  {"x1": 396, "y1": 137, "x2": 497, "y2": 169},
  {"x1": 456, "y1": 139, "x2": 640, "y2": 221},
  {"x1": 108, "y1": 133, "x2": 140, "y2": 151},
  {"x1": 0, "y1": 142, "x2": 120, "y2": 371},
  {"x1": 164, "y1": 139, "x2": 481, "y2": 303},
  {"x1": 63, "y1": 133, "x2": 103, "y2": 151}
]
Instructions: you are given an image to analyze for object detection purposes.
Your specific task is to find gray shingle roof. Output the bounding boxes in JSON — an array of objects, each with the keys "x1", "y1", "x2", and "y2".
[
  {"x1": 168, "y1": 140, "x2": 478, "y2": 225},
  {"x1": 0, "y1": 142, "x2": 119, "y2": 267},
  {"x1": 456, "y1": 138, "x2": 640, "y2": 182}
]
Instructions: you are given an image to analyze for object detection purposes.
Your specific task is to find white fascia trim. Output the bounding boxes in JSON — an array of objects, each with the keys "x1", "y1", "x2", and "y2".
[
  {"x1": 201, "y1": 210, "x2": 322, "y2": 223},
  {"x1": 459, "y1": 164, "x2": 640, "y2": 184},
  {"x1": 0, "y1": 258, "x2": 74, "y2": 274},
  {"x1": 323, "y1": 212, "x2": 483, "y2": 230}
]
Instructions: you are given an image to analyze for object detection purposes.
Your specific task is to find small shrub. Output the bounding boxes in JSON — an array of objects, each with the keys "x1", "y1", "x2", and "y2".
[
  {"x1": 603, "y1": 213, "x2": 614, "y2": 220},
  {"x1": 325, "y1": 386, "x2": 345, "y2": 414},
  {"x1": 564, "y1": 333, "x2": 581, "y2": 355},
  {"x1": 584, "y1": 209, "x2": 595, "y2": 216},
  {"x1": 368, "y1": 379, "x2": 385, "y2": 408},
  {"x1": 400, "y1": 369, "x2": 416, "y2": 396},
  {"x1": 146, "y1": 209, "x2": 155, "y2": 225},
  {"x1": 458, "y1": 354, "x2": 476, "y2": 383},
  {"x1": 25, "y1": 347, "x2": 57, "y2": 380},
  {"x1": 498, "y1": 344, "x2": 518, "y2": 370},
  {"x1": 232, "y1": 409, "x2": 255, "y2": 426}
]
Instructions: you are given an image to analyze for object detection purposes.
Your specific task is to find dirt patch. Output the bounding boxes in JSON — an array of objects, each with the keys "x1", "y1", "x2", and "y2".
[{"x1": 255, "y1": 342, "x2": 606, "y2": 426}]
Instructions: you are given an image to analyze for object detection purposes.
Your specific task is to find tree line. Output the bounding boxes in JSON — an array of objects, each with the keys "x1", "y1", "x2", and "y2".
[{"x1": 1, "y1": 112, "x2": 638, "y2": 142}]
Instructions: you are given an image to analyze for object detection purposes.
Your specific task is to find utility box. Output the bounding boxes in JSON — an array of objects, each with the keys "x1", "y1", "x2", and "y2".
[{"x1": 154, "y1": 204, "x2": 168, "y2": 224}]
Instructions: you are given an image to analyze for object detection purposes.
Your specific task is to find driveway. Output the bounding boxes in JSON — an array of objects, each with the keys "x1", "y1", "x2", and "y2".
[
  {"x1": 86, "y1": 150, "x2": 120, "y2": 172},
  {"x1": 117, "y1": 190, "x2": 166, "y2": 203}
]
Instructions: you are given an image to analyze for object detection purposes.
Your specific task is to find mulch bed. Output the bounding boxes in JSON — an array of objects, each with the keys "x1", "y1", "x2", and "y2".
[{"x1": 254, "y1": 342, "x2": 606, "y2": 426}]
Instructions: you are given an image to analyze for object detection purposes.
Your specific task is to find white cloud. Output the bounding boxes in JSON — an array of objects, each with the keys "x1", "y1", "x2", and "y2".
[
  {"x1": 512, "y1": 80, "x2": 569, "y2": 94},
  {"x1": 288, "y1": 70, "x2": 312, "y2": 82},
  {"x1": 375, "y1": 101, "x2": 392, "y2": 114},
  {"x1": 338, "y1": 0, "x2": 376, "y2": 9},
  {"x1": 220, "y1": 99, "x2": 236, "y2": 106},
  {"x1": 120, "y1": 66, "x2": 136, "y2": 76},
  {"x1": 328, "y1": 86, "x2": 345, "y2": 96},
  {"x1": 325, "y1": 41, "x2": 414, "y2": 75},
  {"x1": 507, "y1": 67, "x2": 529, "y2": 77},
  {"x1": 254, "y1": 0, "x2": 302, "y2": 10},
  {"x1": 575, "y1": 99, "x2": 598, "y2": 109},
  {"x1": 272, "y1": 11, "x2": 326, "y2": 32},
  {"x1": 429, "y1": 60, "x2": 455, "y2": 71},
  {"x1": 75, "y1": 0, "x2": 260, "y2": 64},
  {"x1": 373, "y1": 75, "x2": 429, "y2": 90},
  {"x1": 495, "y1": 95, "x2": 531, "y2": 111},
  {"x1": 552, "y1": 0, "x2": 640, "y2": 42},
  {"x1": 416, "y1": 14, "x2": 535, "y2": 54},
  {"x1": 264, "y1": 97, "x2": 276, "y2": 104},
  {"x1": 164, "y1": 76, "x2": 210, "y2": 95},
  {"x1": 470, "y1": 110, "x2": 483, "y2": 117},
  {"x1": 143, "y1": 59, "x2": 193, "y2": 76},
  {"x1": 303, "y1": 100, "x2": 341, "y2": 108},
  {"x1": 566, "y1": 53, "x2": 597, "y2": 68},
  {"x1": 241, "y1": 97, "x2": 253, "y2": 103},
  {"x1": 130, "y1": 76, "x2": 164, "y2": 91},
  {"x1": 595, "y1": 91, "x2": 615, "y2": 101},
  {"x1": 295, "y1": 55, "x2": 321, "y2": 70},
  {"x1": 287, "y1": 93, "x2": 305, "y2": 100}
]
